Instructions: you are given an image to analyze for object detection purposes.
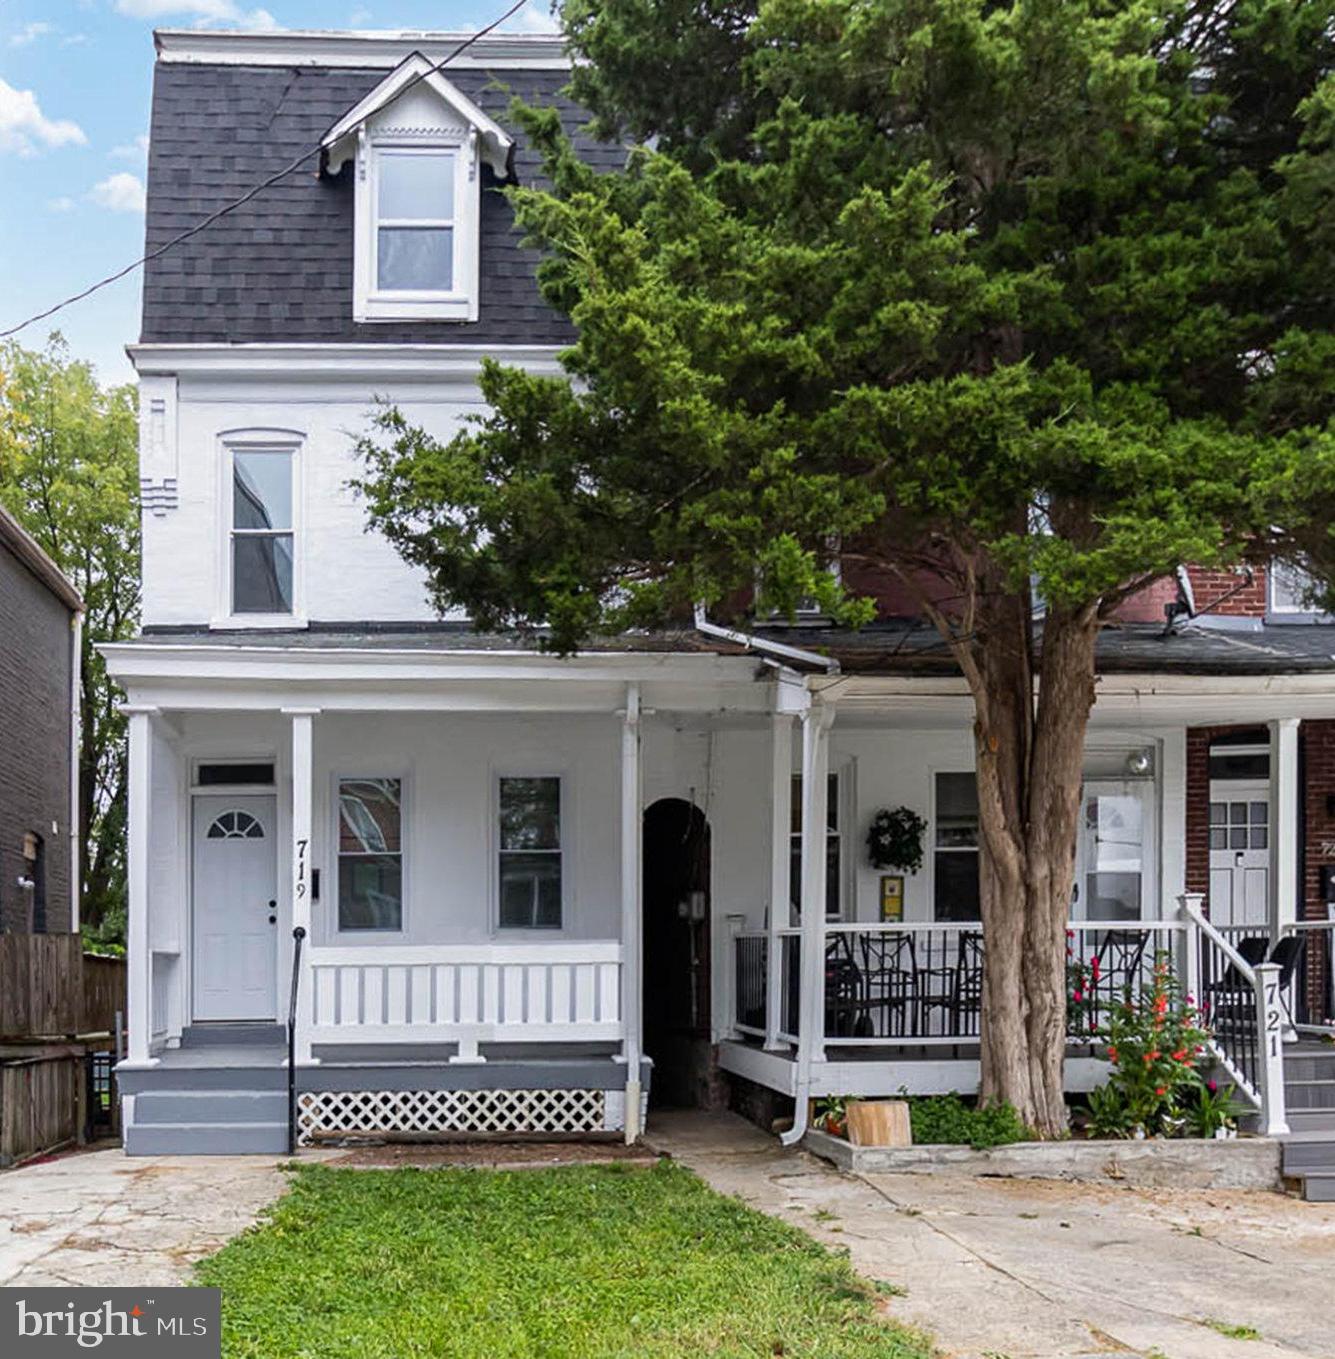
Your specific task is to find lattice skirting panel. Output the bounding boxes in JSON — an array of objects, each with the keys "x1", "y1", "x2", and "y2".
[{"x1": 296, "y1": 1087, "x2": 615, "y2": 1145}]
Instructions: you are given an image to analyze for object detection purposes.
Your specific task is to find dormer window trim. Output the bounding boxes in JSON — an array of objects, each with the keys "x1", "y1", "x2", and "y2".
[{"x1": 321, "y1": 53, "x2": 513, "y2": 325}]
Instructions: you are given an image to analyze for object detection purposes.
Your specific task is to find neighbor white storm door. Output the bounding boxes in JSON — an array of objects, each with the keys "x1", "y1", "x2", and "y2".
[
  {"x1": 1072, "y1": 780, "x2": 1154, "y2": 921},
  {"x1": 191, "y1": 795, "x2": 279, "y2": 1021},
  {"x1": 1208, "y1": 780, "x2": 1270, "y2": 928}
]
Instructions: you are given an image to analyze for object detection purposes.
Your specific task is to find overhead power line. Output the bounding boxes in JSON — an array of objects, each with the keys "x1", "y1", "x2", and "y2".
[{"x1": 0, "y1": 0, "x2": 529, "y2": 342}]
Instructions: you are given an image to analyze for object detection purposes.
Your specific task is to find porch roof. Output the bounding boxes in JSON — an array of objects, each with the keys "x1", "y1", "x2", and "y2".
[
  {"x1": 129, "y1": 618, "x2": 1335, "y2": 678},
  {"x1": 752, "y1": 619, "x2": 1335, "y2": 678}
]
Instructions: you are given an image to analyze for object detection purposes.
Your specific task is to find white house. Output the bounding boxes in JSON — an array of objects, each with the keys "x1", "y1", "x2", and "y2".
[{"x1": 106, "y1": 26, "x2": 1335, "y2": 1159}]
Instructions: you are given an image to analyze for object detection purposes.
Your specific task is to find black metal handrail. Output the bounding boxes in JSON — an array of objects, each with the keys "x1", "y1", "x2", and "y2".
[{"x1": 287, "y1": 925, "x2": 306, "y2": 1154}]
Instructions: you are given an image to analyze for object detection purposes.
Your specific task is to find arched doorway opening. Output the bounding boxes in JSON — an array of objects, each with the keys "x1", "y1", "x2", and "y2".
[{"x1": 642, "y1": 798, "x2": 712, "y2": 1108}]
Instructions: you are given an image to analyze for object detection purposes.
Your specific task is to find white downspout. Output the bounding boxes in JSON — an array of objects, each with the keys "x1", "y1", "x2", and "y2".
[
  {"x1": 693, "y1": 603, "x2": 841, "y2": 674},
  {"x1": 68, "y1": 608, "x2": 83, "y2": 934}
]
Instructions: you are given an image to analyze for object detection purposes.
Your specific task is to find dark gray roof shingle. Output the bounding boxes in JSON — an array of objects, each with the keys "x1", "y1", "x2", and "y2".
[{"x1": 141, "y1": 62, "x2": 622, "y2": 344}]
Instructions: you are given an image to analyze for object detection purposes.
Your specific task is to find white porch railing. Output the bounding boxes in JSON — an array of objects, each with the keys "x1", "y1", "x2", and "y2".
[{"x1": 306, "y1": 941, "x2": 623, "y2": 1059}]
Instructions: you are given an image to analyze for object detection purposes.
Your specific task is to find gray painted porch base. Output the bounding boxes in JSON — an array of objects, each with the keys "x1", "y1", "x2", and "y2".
[{"x1": 120, "y1": 1026, "x2": 652, "y2": 1155}]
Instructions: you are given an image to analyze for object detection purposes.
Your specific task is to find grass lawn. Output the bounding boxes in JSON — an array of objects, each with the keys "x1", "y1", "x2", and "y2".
[{"x1": 195, "y1": 1159, "x2": 933, "y2": 1358}]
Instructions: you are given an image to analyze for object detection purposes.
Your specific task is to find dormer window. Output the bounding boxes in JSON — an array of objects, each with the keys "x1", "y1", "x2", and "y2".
[
  {"x1": 322, "y1": 53, "x2": 513, "y2": 324},
  {"x1": 375, "y1": 148, "x2": 457, "y2": 292}
]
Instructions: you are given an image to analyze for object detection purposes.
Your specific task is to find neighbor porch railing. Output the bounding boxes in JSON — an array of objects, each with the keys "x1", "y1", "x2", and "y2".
[
  {"x1": 1216, "y1": 919, "x2": 1335, "y2": 1035},
  {"x1": 728, "y1": 907, "x2": 1289, "y2": 1132},
  {"x1": 305, "y1": 941, "x2": 624, "y2": 1062}
]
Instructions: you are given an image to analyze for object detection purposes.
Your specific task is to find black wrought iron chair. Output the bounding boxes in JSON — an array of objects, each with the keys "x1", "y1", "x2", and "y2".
[
  {"x1": 1201, "y1": 934, "x2": 1268, "y2": 1029},
  {"x1": 1267, "y1": 934, "x2": 1305, "y2": 1027},
  {"x1": 916, "y1": 931, "x2": 984, "y2": 1039},
  {"x1": 824, "y1": 934, "x2": 872, "y2": 1038},
  {"x1": 856, "y1": 931, "x2": 918, "y2": 1038},
  {"x1": 1089, "y1": 929, "x2": 1150, "y2": 1028}
]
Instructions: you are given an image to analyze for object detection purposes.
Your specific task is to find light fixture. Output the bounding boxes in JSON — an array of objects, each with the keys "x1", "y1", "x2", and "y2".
[{"x1": 1125, "y1": 749, "x2": 1153, "y2": 776}]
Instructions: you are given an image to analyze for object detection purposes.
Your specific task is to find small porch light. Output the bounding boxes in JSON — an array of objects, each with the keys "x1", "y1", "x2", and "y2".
[{"x1": 1125, "y1": 749, "x2": 1153, "y2": 776}]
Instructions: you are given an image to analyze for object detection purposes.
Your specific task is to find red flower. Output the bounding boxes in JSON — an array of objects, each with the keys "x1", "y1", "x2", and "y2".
[
  {"x1": 1172, "y1": 1048, "x2": 1188, "y2": 1062},
  {"x1": 1155, "y1": 1086, "x2": 1167, "y2": 1097},
  {"x1": 1073, "y1": 989, "x2": 1085, "y2": 1003}
]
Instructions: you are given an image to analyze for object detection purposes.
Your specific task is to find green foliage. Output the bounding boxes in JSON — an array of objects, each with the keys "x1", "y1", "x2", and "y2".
[
  {"x1": 1094, "y1": 953, "x2": 1211, "y2": 1136},
  {"x1": 357, "y1": 1, "x2": 1335, "y2": 653},
  {"x1": 196, "y1": 1162, "x2": 935, "y2": 1357},
  {"x1": 0, "y1": 336, "x2": 139, "y2": 937},
  {"x1": 865, "y1": 807, "x2": 927, "y2": 873},
  {"x1": 1184, "y1": 1080, "x2": 1247, "y2": 1140},
  {"x1": 813, "y1": 1094, "x2": 849, "y2": 1137},
  {"x1": 907, "y1": 1094, "x2": 1029, "y2": 1150},
  {"x1": 1202, "y1": 1319, "x2": 1261, "y2": 1342},
  {"x1": 1085, "y1": 1081, "x2": 1136, "y2": 1140}
]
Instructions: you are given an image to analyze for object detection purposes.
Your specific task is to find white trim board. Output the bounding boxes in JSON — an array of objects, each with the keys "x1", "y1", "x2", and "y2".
[
  {"x1": 154, "y1": 29, "x2": 572, "y2": 70},
  {"x1": 126, "y1": 343, "x2": 567, "y2": 381}
]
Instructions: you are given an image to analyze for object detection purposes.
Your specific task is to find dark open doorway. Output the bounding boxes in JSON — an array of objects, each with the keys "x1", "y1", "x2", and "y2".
[{"x1": 642, "y1": 798, "x2": 712, "y2": 1108}]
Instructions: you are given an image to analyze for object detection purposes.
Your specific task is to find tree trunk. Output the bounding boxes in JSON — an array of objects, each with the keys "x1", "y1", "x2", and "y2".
[{"x1": 969, "y1": 599, "x2": 1101, "y2": 1137}]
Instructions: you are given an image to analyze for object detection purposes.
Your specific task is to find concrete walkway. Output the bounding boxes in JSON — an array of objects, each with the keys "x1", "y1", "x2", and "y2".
[
  {"x1": 650, "y1": 1110, "x2": 1335, "y2": 1359},
  {"x1": 0, "y1": 1145, "x2": 297, "y2": 1286}
]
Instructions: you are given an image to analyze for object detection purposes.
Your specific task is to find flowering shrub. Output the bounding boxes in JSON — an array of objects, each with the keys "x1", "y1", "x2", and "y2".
[
  {"x1": 1065, "y1": 930, "x2": 1101, "y2": 1037},
  {"x1": 1094, "y1": 952, "x2": 1211, "y2": 1136}
]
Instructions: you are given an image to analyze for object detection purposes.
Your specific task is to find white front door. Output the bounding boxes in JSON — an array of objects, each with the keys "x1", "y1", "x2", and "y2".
[
  {"x1": 1073, "y1": 780, "x2": 1153, "y2": 921},
  {"x1": 192, "y1": 795, "x2": 278, "y2": 1021},
  {"x1": 1208, "y1": 780, "x2": 1269, "y2": 928}
]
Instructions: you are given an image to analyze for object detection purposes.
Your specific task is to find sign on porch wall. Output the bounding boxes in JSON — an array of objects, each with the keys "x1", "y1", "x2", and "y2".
[{"x1": 879, "y1": 876, "x2": 904, "y2": 922}]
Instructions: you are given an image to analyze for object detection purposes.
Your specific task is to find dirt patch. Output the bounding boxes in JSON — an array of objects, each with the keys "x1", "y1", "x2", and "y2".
[{"x1": 329, "y1": 1140, "x2": 664, "y2": 1170}]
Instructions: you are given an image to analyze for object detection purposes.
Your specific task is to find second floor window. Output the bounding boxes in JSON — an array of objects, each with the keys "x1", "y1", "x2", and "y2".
[
  {"x1": 375, "y1": 148, "x2": 456, "y2": 293},
  {"x1": 232, "y1": 449, "x2": 293, "y2": 614}
]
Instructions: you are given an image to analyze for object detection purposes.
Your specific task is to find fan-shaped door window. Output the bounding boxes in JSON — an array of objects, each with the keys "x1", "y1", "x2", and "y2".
[{"x1": 206, "y1": 810, "x2": 265, "y2": 840}]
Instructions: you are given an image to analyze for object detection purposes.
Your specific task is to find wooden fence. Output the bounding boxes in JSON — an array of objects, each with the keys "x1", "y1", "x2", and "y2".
[
  {"x1": 0, "y1": 935, "x2": 125, "y2": 1040},
  {"x1": 82, "y1": 953, "x2": 127, "y2": 1036},
  {"x1": 0, "y1": 1050, "x2": 83, "y2": 1166}
]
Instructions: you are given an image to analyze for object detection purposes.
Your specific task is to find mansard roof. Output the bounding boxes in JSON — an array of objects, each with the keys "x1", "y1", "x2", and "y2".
[{"x1": 141, "y1": 36, "x2": 623, "y2": 346}]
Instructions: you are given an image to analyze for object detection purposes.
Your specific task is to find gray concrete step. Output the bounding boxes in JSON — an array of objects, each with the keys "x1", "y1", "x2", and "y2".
[
  {"x1": 1284, "y1": 1079, "x2": 1335, "y2": 1109},
  {"x1": 1298, "y1": 1172, "x2": 1335, "y2": 1203},
  {"x1": 1285, "y1": 1108, "x2": 1335, "y2": 1133},
  {"x1": 118, "y1": 1060, "x2": 286, "y2": 1095},
  {"x1": 124, "y1": 1121, "x2": 289, "y2": 1156},
  {"x1": 179, "y1": 1023, "x2": 285, "y2": 1049},
  {"x1": 1281, "y1": 1137, "x2": 1335, "y2": 1172},
  {"x1": 133, "y1": 1089, "x2": 288, "y2": 1124}
]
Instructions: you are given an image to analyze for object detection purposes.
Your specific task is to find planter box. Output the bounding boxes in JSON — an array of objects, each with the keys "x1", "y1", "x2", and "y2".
[{"x1": 804, "y1": 1128, "x2": 1283, "y2": 1191}]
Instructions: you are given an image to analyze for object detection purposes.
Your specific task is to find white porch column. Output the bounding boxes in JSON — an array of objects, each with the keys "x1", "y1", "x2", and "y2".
[
  {"x1": 620, "y1": 683, "x2": 644, "y2": 1142},
  {"x1": 796, "y1": 702, "x2": 835, "y2": 1081},
  {"x1": 125, "y1": 706, "x2": 155, "y2": 1065},
  {"x1": 1269, "y1": 717, "x2": 1300, "y2": 942},
  {"x1": 286, "y1": 708, "x2": 318, "y2": 1065},
  {"x1": 765, "y1": 712, "x2": 794, "y2": 1049}
]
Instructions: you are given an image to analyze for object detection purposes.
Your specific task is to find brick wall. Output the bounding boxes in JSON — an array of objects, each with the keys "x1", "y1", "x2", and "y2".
[
  {"x1": 1303, "y1": 720, "x2": 1335, "y2": 922},
  {"x1": 0, "y1": 540, "x2": 74, "y2": 933},
  {"x1": 1184, "y1": 564, "x2": 1268, "y2": 617},
  {"x1": 1185, "y1": 727, "x2": 1217, "y2": 907}
]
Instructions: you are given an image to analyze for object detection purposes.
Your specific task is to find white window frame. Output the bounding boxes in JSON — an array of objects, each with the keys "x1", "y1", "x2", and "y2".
[
  {"x1": 929, "y1": 767, "x2": 981, "y2": 923},
  {"x1": 1267, "y1": 559, "x2": 1328, "y2": 623},
  {"x1": 354, "y1": 133, "x2": 481, "y2": 324},
  {"x1": 213, "y1": 429, "x2": 305, "y2": 630},
  {"x1": 789, "y1": 766, "x2": 847, "y2": 920},
  {"x1": 332, "y1": 772, "x2": 408, "y2": 936},
  {"x1": 493, "y1": 772, "x2": 568, "y2": 935}
]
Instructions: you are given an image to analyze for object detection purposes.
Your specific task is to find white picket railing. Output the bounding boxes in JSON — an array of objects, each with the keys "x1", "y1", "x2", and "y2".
[{"x1": 306, "y1": 941, "x2": 623, "y2": 1059}]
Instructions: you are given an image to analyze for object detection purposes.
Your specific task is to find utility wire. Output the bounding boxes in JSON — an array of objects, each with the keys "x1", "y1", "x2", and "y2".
[{"x1": 0, "y1": 0, "x2": 529, "y2": 341}]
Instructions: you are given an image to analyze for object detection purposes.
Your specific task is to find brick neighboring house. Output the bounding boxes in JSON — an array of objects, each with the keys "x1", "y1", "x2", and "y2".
[{"x1": 0, "y1": 505, "x2": 82, "y2": 936}]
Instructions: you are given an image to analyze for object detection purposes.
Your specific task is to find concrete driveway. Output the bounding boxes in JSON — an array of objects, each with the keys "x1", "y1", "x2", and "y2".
[
  {"x1": 652, "y1": 1111, "x2": 1335, "y2": 1359},
  {"x1": 0, "y1": 1145, "x2": 294, "y2": 1287}
]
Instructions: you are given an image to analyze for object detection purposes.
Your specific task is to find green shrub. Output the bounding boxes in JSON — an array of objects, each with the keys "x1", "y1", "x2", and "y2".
[{"x1": 907, "y1": 1094, "x2": 1029, "y2": 1149}]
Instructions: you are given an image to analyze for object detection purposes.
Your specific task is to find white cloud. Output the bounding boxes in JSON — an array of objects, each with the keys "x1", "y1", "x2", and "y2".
[
  {"x1": 0, "y1": 78, "x2": 87, "y2": 156},
  {"x1": 89, "y1": 172, "x2": 146, "y2": 213},
  {"x1": 47, "y1": 196, "x2": 75, "y2": 212},
  {"x1": 348, "y1": 7, "x2": 371, "y2": 25},
  {"x1": 62, "y1": 33, "x2": 89, "y2": 47},
  {"x1": 9, "y1": 21, "x2": 53, "y2": 47},
  {"x1": 504, "y1": 2, "x2": 559, "y2": 34},
  {"x1": 110, "y1": 134, "x2": 150, "y2": 160},
  {"x1": 114, "y1": 0, "x2": 281, "y2": 28}
]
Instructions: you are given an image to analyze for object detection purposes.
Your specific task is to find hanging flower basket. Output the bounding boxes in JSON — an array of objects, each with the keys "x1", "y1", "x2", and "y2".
[{"x1": 866, "y1": 807, "x2": 927, "y2": 873}]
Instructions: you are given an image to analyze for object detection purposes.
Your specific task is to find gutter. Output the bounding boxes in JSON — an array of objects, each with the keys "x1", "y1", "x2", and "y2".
[
  {"x1": 692, "y1": 604, "x2": 840, "y2": 674},
  {"x1": 69, "y1": 610, "x2": 82, "y2": 933}
]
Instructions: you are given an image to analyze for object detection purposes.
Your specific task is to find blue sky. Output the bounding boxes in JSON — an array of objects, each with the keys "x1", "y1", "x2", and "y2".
[{"x1": 0, "y1": 0, "x2": 557, "y2": 386}]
